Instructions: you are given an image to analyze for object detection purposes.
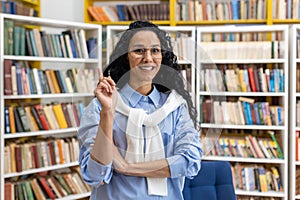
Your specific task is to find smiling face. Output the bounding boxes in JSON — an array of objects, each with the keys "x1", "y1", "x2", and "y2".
[{"x1": 127, "y1": 31, "x2": 162, "y2": 93}]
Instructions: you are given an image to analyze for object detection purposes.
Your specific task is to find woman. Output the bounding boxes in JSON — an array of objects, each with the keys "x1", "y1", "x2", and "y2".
[{"x1": 78, "y1": 20, "x2": 202, "y2": 200}]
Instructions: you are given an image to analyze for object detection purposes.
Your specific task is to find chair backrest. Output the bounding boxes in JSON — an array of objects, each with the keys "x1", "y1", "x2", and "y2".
[{"x1": 182, "y1": 161, "x2": 236, "y2": 200}]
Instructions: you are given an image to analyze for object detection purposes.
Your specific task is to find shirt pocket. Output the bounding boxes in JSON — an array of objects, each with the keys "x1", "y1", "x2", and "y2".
[{"x1": 160, "y1": 123, "x2": 174, "y2": 147}]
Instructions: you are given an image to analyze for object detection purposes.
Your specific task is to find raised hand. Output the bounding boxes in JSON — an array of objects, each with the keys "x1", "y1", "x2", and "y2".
[{"x1": 94, "y1": 68, "x2": 116, "y2": 110}]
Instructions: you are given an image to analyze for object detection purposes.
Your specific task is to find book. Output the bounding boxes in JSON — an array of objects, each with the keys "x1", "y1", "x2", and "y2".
[
  {"x1": 14, "y1": 61, "x2": 23, "y2": 95},
  {"x1": 30, "y1": 178, "x2": 46, "y2": 200},
  {"x1": 4, "y1": 19, "x2": 14, "y2": 55},
  {"x1": 258, "y1": 167, "x2": 268, "y2": 192},
  {"x1": 62, "y1": 173, "x2": 78, "y2": 194},
  {"x1": 13, "y1": 106, "x2": 23, "y2": 132},
  {"x1": 43, "y1": 104, "x2": 59, "y2": 129},
  {"x1": 32, "y1": 68, "x2": 42, "y2": 94},
  {"x1": 33, "y1": 104, "x2": 50, "y2": 130},
  {"x1": 15, "y1": 144, "x2": 23, "y2": 172},
  {"x1": 268, "y1": 131, "x2": 284, "y2": 159},
  {"x1": 32, "y1": 28, "x2": 44, "y2": 57},
  {"x1": 48, "y1": 176, "x2": 67, "y2": 197},
  {"x1": 38, "y1": 177, "x2": 56, "y2": 199},
  {"x1": 54, "y1": 173, "x2": 72, "y2": 195},
  {"x1": 61, "y1": 102, "x2": 72, "y2": 127},
  {"x1": 49, "y1": 69, "x2": 61, "y2": 93},
  {"x1": 5, "y1": 182, "x2": 14, "y2": 200},
  {"x1": 4, "y1": 106, "x2": 10, "y2": 133},
  {"x1": 24, "y1": 106, "x2": 39, "y2": 131},
  {"x1": 16, "y1": 106, "x2": 30, "y2": 132},
  {"x1": 23, "y1": 180, "x2": 35, "y2": 200},
  {"x1": 52, "y1": 103, "x2": 68, "y2": 129},
  {"x1": 53, "y1": 70, "x2": 65, "y2": 93},
  {"x1": 4, "y1": 59, "x2": 13, "y2": 95},
  {"x1": 30, "y1": 105, "x2": 44, "y2": 130},
  {"x1": 46, "y1": 177, "x2": 62, "y2": 198}
]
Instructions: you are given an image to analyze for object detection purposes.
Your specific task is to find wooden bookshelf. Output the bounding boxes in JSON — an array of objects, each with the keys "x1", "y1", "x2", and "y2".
[
  {"x1": 0, "y1": 13, "x2": 101, "y2": 200},
  {"x1": 196, "y1": 25, "x2": 289, "y2": 199},
  {"x1": 0, "y1": 0, "x2": 40, "y2": 17},
  {"x1": 290, "y1": 24, "x2": 300, "y2": 200},
  {"x1": 83, "y1": 0, "x2": 300, "y2": 26}
]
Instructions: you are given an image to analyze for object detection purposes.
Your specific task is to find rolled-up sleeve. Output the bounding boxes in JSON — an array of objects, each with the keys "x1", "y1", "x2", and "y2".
[
  {"x1": 166, "y1": 104, "x2": 203, "y2": 179},
  {"x1": 78, "y1": 98, "x2": 113, "y2": 187}
]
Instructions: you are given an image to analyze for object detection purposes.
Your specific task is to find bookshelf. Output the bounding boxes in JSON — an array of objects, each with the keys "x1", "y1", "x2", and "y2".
[
  {"x1": 0, "y1": 0, "x2": 40, "y2": 17},
  {"x1": 0, "y1": 13, "x2": 102, "y2": 200},
  {"x1": 105, "y1": 25, "x2": 196, "y2": 103},
  {"x1": 290, "y1": 24, "x2": 300, "y2": 200},
  {"x1": 196, "y1": 25, "x2": 289, "y2": 199},
  {"x1": 84, "y1": 0, "x2": 300, "y2": 26}
]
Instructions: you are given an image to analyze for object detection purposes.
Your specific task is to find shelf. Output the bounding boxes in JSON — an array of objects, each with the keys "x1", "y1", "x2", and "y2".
[
  {"x1": 3, "y1": 55, "x2": 99, "y2": 63},
  {"x1": 235, "y1": 189, "x2": 285, "y2": 198},
  {"x1": 200, "y1": 124, "x2": 286, "y2": 130},
  {"x1": 59, "y1": 192, "x2": 91, "y2": 200},
  {"x1": 4, "y1": 93, "x2": 94, "y2": 99},
  {"x1": 199, "y1": 92, "x2": 285, "y2": 97},
  {"x1": 4, "y1": 128, "x2": 78, "y2": 139},
  {"x1": 203, "y1": 156, "x2": 284, "y2": 164},
  {"x1": 4, "y1": 161, "x2": 79, "y2": 178},
  {"x1": 198, "y1": 59, "x2": 286, "y2": 64}
]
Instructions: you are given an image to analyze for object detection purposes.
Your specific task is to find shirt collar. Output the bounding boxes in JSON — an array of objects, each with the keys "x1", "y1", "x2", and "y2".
[{"x1": 119, "y1": 83, "x2": 160, "y2": 108}]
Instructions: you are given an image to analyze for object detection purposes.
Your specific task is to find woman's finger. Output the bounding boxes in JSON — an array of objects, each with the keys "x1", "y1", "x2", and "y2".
[{"x1": 98, "y1": 67, "x2": 103, "y2": 82}]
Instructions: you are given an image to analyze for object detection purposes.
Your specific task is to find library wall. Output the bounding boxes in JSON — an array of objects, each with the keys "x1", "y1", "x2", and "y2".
[{"x1": 41, "y1": 0, "x2": 84, "y2": 22}]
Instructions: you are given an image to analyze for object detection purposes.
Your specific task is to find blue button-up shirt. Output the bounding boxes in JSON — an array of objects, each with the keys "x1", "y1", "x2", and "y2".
[{"x1": 78, "y1": 84, "x2": 202, "y2": 200}]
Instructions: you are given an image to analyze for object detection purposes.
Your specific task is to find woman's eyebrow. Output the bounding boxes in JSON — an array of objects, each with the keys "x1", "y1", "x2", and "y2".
[{"x1": 131, "y1": 44, "x2": 161, "y2": 48}]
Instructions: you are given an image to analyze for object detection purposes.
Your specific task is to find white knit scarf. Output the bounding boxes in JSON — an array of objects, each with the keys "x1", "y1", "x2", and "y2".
[{"x1": 115, "y1": 89, "x2": 186, "y2": 196}]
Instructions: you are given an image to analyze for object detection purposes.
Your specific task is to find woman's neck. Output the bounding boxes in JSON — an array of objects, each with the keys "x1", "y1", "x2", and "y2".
[{"x1": 128, "y1": 81, "x2": 153, "y2": 96}]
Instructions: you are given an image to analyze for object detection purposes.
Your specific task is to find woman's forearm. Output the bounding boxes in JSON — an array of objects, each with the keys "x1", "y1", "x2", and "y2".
[
  {"x1": 116, "y1": 159, "x2": 171, "y2": 178},
  {"x1": 90, "y1": 108, "x2": 114, "y2": 165}
]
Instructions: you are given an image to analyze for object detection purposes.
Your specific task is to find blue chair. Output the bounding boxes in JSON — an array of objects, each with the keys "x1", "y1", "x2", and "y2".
[{"x1": 182, "y1": 161, "x2": 236, "y2": 200}]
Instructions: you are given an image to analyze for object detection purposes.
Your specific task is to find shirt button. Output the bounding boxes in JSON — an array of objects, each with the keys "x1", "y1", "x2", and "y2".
[
  {"x1": 178, "y1": 173, "x2": 182, "y2": 176},
  {"x1": 142, "y1": 96, "x2": 148, "y2": 101},
  {"x1": 101, "y1": 171, "x2": 105, "y2": 176}
]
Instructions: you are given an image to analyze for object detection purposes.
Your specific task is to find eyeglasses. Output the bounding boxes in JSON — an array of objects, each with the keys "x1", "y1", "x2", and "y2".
[{"x1": 129, "y1": 47, "x2": 162, "y2": 59}]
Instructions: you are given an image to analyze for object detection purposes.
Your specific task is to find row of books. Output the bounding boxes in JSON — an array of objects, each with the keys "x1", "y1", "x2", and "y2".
[
  {"x1": 4, "y1": 136, "x2": 79, "y2": 173},
  {"x1": 273, "y1": 0, "x2": 300, "y2": 19},
  {"x1": 180, "y1": 65, "x2": 192, "y2": 92},
  {"x1": 4, "y1": 168, "x2": 90, "y2": 200},
  {"x1": 201, "y1": 97, "x2": 284, "y2": 126},
  {"x1": 4, "y1": 19, "x2": 97, "y2": 58},
  {"x1": 232, "y1": 163, "x2": 283, "y2": 193},
  {"x1": 176, "y1": 0, "x2": 266, "y2": 21},
  {"x1": 4, "y1": 101, "x2": 84, "y2": 133},
  {"x1": 205, "y1": 132, "x2": 284, "y2": 159},
  {"x1": 4, "y1": 60, "x2": 98, "y2": 95},
  {"x1": 201, "y1": 65, "x2": 284, "y2": 93},
  {"x1": 199, "y1": 40, "x2": 285, "y2": 60},
  {"x1": 201, "y1": 31, "x2": 283, "y2": 43},
  {"x1": 0, "y1": 1, "x2": 38, "y2": 17},
  {"x1": 87, "y1": 3, "x2": 169, "y2": 22}
]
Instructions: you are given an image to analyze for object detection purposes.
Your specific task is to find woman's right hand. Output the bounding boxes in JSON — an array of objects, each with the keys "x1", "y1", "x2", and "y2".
[{"x1": 94, "y1": 68, "x2": 116, "y2": 110}]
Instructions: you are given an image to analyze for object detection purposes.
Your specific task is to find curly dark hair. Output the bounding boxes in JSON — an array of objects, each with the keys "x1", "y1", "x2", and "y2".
[{"x1": 103, "y1": 20, "x2": 199, "y2": 130}]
